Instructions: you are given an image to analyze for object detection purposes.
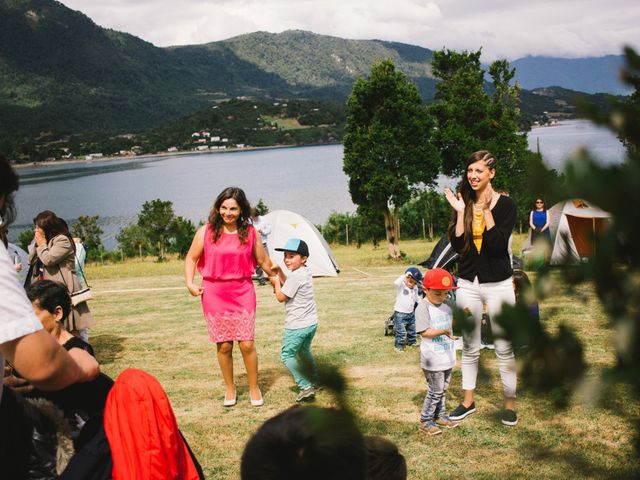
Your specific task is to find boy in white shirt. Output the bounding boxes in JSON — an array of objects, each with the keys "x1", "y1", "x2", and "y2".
[
  {"x1": 270, "y1": 238, "x2": 319, "y2": 402},
  {"x1": 415, "y1": 268, "x2": 459, "y2": 436},
  {"x1": 392, "y1": 267, "x2": 422, "y2": 352}
]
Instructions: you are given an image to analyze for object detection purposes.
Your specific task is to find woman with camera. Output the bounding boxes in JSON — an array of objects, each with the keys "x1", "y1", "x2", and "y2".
[{"x1": 28, "y1": 210, "x2": 94, "y2": 336}]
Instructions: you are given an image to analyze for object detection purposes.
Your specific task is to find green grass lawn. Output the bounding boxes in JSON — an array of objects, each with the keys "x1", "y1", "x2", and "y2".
[
  {"x1": 85, "y1": 237, "x2": 639, "y2": 479},
  {"x1": 261, "y1": 115, "x2": 310, "y2": 130}
]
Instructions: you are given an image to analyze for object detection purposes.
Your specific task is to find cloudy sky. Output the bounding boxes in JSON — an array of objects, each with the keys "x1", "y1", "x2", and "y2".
[{"x1": 58, "y1": 0, "x2": 639, "y2": 61}]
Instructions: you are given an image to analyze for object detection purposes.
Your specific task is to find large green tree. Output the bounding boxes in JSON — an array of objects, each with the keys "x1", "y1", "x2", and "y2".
[
  {"x1": 343, "y1": 60, "x2": 440, "y2": 258},
  {"x1": 429, "y1": 50, "x2": 530, "y2": 224},
  {"x1": 137, "y1": 199, "x2": 176, "y2": 261},
  {"x1": 169, "y1": 216, "x2": 196, "y2": 259},
  {"x1": 71, "y1": 215, "x2": 103, "y2": 261},
  {"x1": 116, "y1": 224, "x2": 149, "y2": 259}
]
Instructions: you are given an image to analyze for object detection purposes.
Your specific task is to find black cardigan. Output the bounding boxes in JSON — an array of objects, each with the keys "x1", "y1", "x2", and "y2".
[{"x1": 450, "y1": 195, "x2": 516, "y2": 283}]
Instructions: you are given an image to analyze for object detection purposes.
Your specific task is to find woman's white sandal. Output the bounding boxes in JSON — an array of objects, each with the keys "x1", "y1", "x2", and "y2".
[
  {"x1": 223, "y1": 390, "x2": 237, "y2": 407},
  {"x1": 250, "y1": 391, "x2": 264, "y2": 407}
]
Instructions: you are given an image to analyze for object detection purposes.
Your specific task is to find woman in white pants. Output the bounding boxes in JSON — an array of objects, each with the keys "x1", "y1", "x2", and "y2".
[{"x1": 444, "y1": 150, "x2": 518, "y2": 426}]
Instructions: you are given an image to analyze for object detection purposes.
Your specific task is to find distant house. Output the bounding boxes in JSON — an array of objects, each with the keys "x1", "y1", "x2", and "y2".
[
  {"x1": 191, "y1": 132, "x2": 201, "y2": 138},
  {"x1": 202, "y1": 131, "x2": 211, "y2": 137},
  {"x1": 236, "y1": 144, "x2": 245, "y2": 149},
  {"x1": 211, "y1": 136, "x2": 221, "y2": 142},
  {"x1": 167, "y1": 147, "x2": 178, "y2": 152},
  {"x1": 196, "y1": 145, "x2": 209, "y2": 151},
  {"x1": 221, "y1": 138, "x2": 228, "y2": 143},
  {"x1": 196, "y1": 138, "x2": 207, "y2": 144}
]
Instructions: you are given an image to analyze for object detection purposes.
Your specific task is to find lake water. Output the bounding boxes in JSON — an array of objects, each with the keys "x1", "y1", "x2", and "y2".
[
  {"x1": 12, "y1": 120, "x2": 626, "y2": 249},
  {"x1": 14, "y1": 145, "x2": 354, "y2": 249},
  {"x1": 527, "y1": 119, "x2": 626, "y2": 169}
]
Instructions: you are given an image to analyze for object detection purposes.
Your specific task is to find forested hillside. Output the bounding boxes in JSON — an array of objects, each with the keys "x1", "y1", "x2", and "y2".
[
  {"x1": 0, "y1": 0, "x2": 625, "y2": 162},
  {"x1": 0, "y1": 0, "x2": 438, "y2": 139}
]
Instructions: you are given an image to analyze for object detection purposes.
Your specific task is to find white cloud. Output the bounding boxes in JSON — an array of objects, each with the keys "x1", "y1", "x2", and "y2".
[{"x1": 58, "y1": 0, "x2": 640, "y2": 59}]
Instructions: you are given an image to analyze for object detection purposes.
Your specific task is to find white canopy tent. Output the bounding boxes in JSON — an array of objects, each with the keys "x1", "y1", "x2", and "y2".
[{"x1": 262, "y1": 210, "x2": 339, "y2": 277}]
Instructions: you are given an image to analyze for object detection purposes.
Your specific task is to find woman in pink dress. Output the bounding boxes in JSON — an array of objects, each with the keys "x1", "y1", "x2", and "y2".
[{"x1": 184, "y1": 187, "x2": 275, "y2": 407}]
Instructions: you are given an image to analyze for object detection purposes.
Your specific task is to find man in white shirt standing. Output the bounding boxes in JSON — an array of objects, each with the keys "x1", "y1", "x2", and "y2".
[{"x1": 1, "y1": 156, "x2": 88, "y2": 476}]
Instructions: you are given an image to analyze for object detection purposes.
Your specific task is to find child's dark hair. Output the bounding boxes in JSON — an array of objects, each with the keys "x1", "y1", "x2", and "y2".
[
  {"x1": 241, "y1": 405, "x2": 367, "y2": 480},
  {"x1": 513, "y1": 269, "x2": 532, "y2": 299},
  {"x1": 25, "y1": 280, "x2": 72, "y2": 321},
  {"x1": 207, "y1": 186, "x2": 252, "y2": 244},
  {"x1": 364, "y1": 435, "x2": 407, "y2": 480}
]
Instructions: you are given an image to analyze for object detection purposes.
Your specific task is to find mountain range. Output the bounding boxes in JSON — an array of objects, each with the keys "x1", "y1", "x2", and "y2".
[{"x1": 0, "y1": 0, "x2": 629, "y2": 139}]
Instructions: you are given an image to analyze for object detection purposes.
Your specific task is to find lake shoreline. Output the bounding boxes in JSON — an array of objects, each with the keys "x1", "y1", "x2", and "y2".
[{"x1": 13, "y1": 142, "x2": 342, "y2": 170}]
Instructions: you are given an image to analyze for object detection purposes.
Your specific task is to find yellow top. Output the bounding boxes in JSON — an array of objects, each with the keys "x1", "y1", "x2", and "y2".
[{"x1": 472, "y1": 208, "x2": 485, "y2": 252}]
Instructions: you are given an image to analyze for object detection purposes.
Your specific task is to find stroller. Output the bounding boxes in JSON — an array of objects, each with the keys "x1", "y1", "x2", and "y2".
[{"x1": 384, "y1": 238, "x2": 459, "y2": 337}]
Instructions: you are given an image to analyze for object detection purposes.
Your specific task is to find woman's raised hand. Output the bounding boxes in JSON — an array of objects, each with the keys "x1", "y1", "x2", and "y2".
[
  {"x1": 444, "y1": 187, "x2": 465, "y2": 213},
  {"x1": 481, "y1": 186, "x2": 494, "y2": 211},
  {"x1": 34, "y1": 227, "x2": 46, "y2": 247}
]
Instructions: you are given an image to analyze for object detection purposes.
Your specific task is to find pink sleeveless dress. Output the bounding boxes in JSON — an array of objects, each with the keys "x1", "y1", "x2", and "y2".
[{"x1": 197, "y1": 225, "x2": 257, "y2": 343}]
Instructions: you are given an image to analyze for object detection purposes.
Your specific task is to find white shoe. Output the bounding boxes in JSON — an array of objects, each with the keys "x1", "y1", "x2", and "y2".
[
  {"x1": 250, "y1": 390, "x2": 264, "y2": 407},
  {"x1": 223, "y1": 390, "x2": 237, "y2": 407}
]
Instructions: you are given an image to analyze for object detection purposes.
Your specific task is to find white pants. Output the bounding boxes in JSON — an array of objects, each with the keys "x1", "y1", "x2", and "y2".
[{"x1": 456, "y1": 277, "x2": 517, "y2": 398}]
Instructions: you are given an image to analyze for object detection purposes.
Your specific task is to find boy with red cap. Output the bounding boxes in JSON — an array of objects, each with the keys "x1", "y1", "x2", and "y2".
[{"x1": 415, "y1": 268, "x2": 459, "y2": 436}]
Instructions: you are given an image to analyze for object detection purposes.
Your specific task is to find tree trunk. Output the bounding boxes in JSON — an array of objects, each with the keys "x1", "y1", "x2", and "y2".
[{"x1": 383, "y1": 206, "x2": 401, "y2": 259}]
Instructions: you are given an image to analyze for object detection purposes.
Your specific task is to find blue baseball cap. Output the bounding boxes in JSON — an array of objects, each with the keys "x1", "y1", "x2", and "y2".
[
  {"x1": 405, "y1": 267, "x2": 423, "y2": 284},
  {"x1": 275, "y1": 238, "x2": 309, "y2": 257}
]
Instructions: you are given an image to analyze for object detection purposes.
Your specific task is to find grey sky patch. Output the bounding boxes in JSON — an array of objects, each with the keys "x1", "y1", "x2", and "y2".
[{"x1": 59, "y1": 0, "x2": 639, "y2": 60}]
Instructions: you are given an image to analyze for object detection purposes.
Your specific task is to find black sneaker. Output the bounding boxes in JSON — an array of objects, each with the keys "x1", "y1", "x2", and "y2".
[
  {"x1": 501, "y1": 409, "x2": 518, "y2": 426},
  {"x1": 449, "y1": 402, "x2": 476, "y2": 421}
]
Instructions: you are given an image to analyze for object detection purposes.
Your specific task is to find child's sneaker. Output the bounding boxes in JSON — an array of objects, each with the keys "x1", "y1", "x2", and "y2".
[
  {"x1": 295, "y1": 387, "x2": 316, "y2": 402},
  {"x1": 449, "y1": 402, "x2": 476, "y2": 421},
  {"x1": 394, "y1": 347, "x2": 405, "y2": 353},
  {"x1": 435, "y1": 415, "x2": 459, "y2": 429},
  {"x1": 501, "y1": 409, "x2": 518, "y2": 426},
  {"x1": 419, "y1": 421, "x2": 442, "y2": 436}
]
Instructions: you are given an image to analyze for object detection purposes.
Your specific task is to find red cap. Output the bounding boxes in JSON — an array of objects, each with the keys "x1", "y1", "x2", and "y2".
[{"x1": 422, "y1": 268, "x2": 458, "y2": 290}]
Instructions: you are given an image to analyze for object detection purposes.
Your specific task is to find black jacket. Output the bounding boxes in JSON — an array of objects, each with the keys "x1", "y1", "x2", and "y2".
[{"x1": 451, "y1": 195, "x2": 516, "y2": 283}]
